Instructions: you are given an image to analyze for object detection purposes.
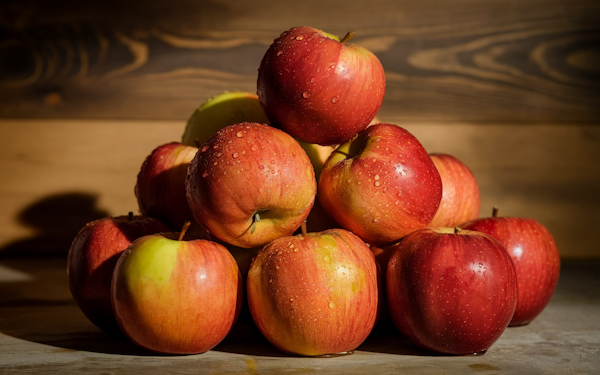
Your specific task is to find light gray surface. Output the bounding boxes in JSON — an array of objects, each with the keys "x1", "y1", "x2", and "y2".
[{"x1": 0, "y1": 258, "x2": 598, "y2": 374}]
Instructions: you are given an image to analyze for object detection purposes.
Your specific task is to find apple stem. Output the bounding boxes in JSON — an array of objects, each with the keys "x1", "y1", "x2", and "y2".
[
  {"x1": 340, "y1": 31, "x2": 355, "y2": 44},
  {"x1": 301, "y1": 221, "x2": 308, "y2": 237},
  {"x1": 454, "y1": 227, "x2": 461, "y2": 234},
  {"x1": 492, "y1": 206, "x2": 499, "y2": 218},
  {"x1": 178, "y1": 221, "x2": 191, "y2": 241},
  {"x1": 128, "y1": 211, "x2": 133, "y2": 221},
  {"x1": 193, "y1": 138, "x2": 201, "y2": 148},
  {"x1": 251, "y1": 213, "x2": 261, "y2": 234}
]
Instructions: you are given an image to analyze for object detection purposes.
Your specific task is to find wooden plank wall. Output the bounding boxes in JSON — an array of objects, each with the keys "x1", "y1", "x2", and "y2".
[{"x1": 0, "y1": 0, "x2": 599, "y2": 258}]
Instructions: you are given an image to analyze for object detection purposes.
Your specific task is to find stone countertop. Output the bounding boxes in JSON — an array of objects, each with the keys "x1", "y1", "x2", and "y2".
[{"x1": 0, "y1": 257, "x2": 598, "y2": 374}]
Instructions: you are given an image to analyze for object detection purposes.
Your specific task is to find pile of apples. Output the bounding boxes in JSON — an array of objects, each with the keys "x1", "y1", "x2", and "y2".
[{"x1": 67, "y1": 26, "x2": 560, "y2": 356}]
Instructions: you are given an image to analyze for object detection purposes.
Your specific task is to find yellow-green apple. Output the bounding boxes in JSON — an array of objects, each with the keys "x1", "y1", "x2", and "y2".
[
  {"x1": 67, "y1": 213, "x2": 170, "y2": 336},
  {"x1": 181, "y1": 91, "x2": 270, "y2": 148},
  {"x1": 135, "y1": 142, "x2": 206, "y2": 236},
  {"x1": 386, "y1": 227, "x2": 517, "y2": 355},
  {"x1": 247, "y1": 226, "x2": 378, "y2": 356},
  {"x1": 186, "y1": 122, "x2": 317, "y2": 248},
  {"x1": 428, "y1": 153, "x2": 480, "y2": 228},
  {"x1": 111, "y1": 223, "x2": 243, "y2": 354},
  {"x1": 257, "y1": 26, "x2": 386, "y2": 146},
  {"x1": 318, "y1": 124, "x2": 442, "y2": 246},
  {"x1": 461, "y1": 207, "x2": 560, "y2": 326}
]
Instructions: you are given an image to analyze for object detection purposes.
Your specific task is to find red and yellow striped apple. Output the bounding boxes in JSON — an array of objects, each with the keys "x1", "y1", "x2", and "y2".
[
  {"x1": 111, "y1": 225, "x2": 242, "y2": 354},
  {"x1": 318, "y1": 124, "x2": 442, "y2": 246},
  {"x1": 186, "y1": 122, "x2": 316, "y2": 248},
  {"x1": 247, "y1": 227, "x2": 378, "y2": 356}
]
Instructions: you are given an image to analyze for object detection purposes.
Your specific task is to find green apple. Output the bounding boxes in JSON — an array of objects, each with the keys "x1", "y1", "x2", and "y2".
[{"x1": 182, "y1": 91, "x2": 270, "y2": 148}]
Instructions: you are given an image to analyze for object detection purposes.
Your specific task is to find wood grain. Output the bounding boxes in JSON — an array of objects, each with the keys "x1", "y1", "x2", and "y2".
[
  {"x1": 1, "y1": 0, "x2": 599, "y2": 121},
  {"x1": 0, "y1": 119, "x2": 598, "y2": 258}
]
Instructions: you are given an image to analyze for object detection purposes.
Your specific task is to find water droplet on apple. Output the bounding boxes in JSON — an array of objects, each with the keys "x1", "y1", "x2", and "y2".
[
  {"x1": 202, "y1": 172, "x2": 208, "y2": 178},
  {"x1": 201, "y1": 145, "x2": 208, "y2": 152},
  {"x1": 216, "y1": 152, "x2": 223, "y2": 158},
  {"x1": 258, "y1": 165, "x2": 264, "y2": 170},
  {"x1": 328, "y1": 301, "x2": 335, "y2": 309},
  {"x1": 310, "y1": 77, "x2": 316, "y2": 83},
  {"x1": 232, "y1": 152, "x2": 239, "y2": 158},
  {"x1": 331, "y1": 96, "x2": 339, "y2": 104},
  {"x1": 296, "y1": 36, "x2": 304, "y2": 40},
  {"x1": 302, "y1": 91, "x2": 311, "y2": 98},
  {"x1": 374, "y1": 181, "x2": 381, "y2": 187},
  {"x1": 276, "y1": 51, "x2": 283, "y2": 56},
  {"x1": 236, "y1": 131, "x2": 244, "y2": 138}
]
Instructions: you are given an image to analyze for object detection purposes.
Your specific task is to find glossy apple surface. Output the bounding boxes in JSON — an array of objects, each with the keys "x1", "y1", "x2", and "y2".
[
  {"x1": 135, "y1": 142, "x2": 205, "y2": 236},
  {"x1": 428, "y1": 153, "x2": 480, "y2": 228},
  {"x1": 461, "y1": 212, "x2": 560, "y2": 326},
  {"x1": 186, "y1": 122, "x2": 317, "y2": 248},
  {"x1": 257, "y1": 26, "x2": 386, "y2": 146},
  {"x1": 318, "y1": 124, "x2": 442, "y2": 246},
  {"x1": 111, "y1": 231, "x2": 242, "y2": 354},
  {"x1": 67, "y1": 214, "x2": 170, "y2": 336},
  {"x1": 387, "y1": 227, "x2": 517, "y2": 355},
  {"x1": 247, "y1": 228, "x2": 378, "y2": 356},
  {"x1": 181, "y1": 91, "x2": 270, "y2": 148}
]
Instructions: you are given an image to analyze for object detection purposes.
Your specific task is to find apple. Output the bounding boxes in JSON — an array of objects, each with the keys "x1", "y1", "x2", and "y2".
[
  {"x1": 246, "y1": 225, "x2": 378, "y2": 356},
  {"x1": 181, "y1": 91, "x2": 270, "y2": 148},
  {"x1": 186, "y1": 122, "x2": 317, "y2": 248},
  {"x1": 135, "y1": 142, "x2": 206, "y2": 236},
  {"x1": 111, "y1": 222, "x2": 243, "y2": 354},
  {"x1": 318, "y1": 123, "x2": 442, "y2": 246},
  {"x1": 461, "y1": 207, "x2": 560, "y2": 326},
  {"x1": 257, "y1": 26, "x2": 386, "y2": 146},
  {"x1": 428, "y1": 153, "x2": 480, "y2": 228},
  {"x1": 386, "y1": 227, "x2": 518, "y2": 355},
  {"x1": 67, "y1": 213, "x2": 170, "y2": 336}
]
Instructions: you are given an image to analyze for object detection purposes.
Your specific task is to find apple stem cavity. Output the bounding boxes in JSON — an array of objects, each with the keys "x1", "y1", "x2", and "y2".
[
  {"x1": 492, "y1": 205, "x2": 499, "y2": 218},
  {"x1": 178, "y1": 221, "x2": 191, "y2": 241},
  {"x1": 128, "y1": 211, "x2": 133, "y2": 221},
  {"x1": 340, "y1": 31, "x2": 356, "y2": 44},
  {"x1": 251, "y1": 213, "x2": 261, "y2": 234}
]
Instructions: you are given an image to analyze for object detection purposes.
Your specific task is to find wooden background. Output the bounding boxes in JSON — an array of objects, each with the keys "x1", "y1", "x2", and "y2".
[{"x1": 1, "y1": 0, "x2": 599, "y2": 258}]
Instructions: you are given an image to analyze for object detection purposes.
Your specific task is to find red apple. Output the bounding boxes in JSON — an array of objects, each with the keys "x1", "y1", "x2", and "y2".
[
  {"x1": 386, "y1": 227, "x2": 518, "y2": 355},
  {"x1": 247, "y1": 226, "x2": 378, "y2": 356},
  {"x1": 186, "y1": 122, "x2": 317, "y2": 248},
  {"x1": 257, "y1": 26, "x2": 386, "y2": 146},
  {"x1": 67, "y1": 213, "x2": 170, "y2": 336},
  {"x1": 461, "y1": 207, "x2": 560, "y2": 326},
  {"x1": 428, "y1": 153, "x2": 480, "y2": 228},
  {"x1": 318, "y1": 123, "x2": 442, "y2": 246},
  {"x1": 111, "y1": 223, "x2": 243, "y2": 354},
  {"x1": 135, "y1": 142, "x2": 205, "y2": 236}
]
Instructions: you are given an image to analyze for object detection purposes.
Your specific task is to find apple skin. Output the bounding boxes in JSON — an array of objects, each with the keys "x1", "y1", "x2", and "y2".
[
  {"x1": 67, "y1": 214, "x2": 170, "y2": 336},
  {"x1": 386, "y1": 227, "x2": 517, "y2": 355},
  {"x1": 247, "y1": 228, "x2": 378, "y2": 356},
  {"x1": 257, "y1": 26, "x2": 386, "y2": 146},
  {"x1": 318, "y1": 124, "x2": 442, "y2": 246},
  {"x1": 428, "y1": 153, "x2": 480, "y2": 228},
  {"x1": 461, "y1": 216, "x2": 560, "y2": 326},
  {"x1": 135, "y1": 142, "x2": 205, "y2": 236},
  {"x1": 111, "y1": 232, "x2": 243, "y2": 354},
  {"x1": 186, "y1": 122, "x2": 317, "y2": 248},
  {"x1": 181, "y1": 91, "x2": 270, "y2": 148}
]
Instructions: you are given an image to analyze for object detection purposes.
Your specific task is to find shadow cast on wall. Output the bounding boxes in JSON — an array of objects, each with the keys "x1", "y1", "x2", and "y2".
[{"x1": 0, "y1": 191, "x2": 109, "y2": 258}]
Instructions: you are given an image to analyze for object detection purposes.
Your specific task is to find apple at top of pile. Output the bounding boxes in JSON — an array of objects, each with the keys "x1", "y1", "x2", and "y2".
[{"x1": 257, "y1": 26, "x2": 386, "y2": 146}]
